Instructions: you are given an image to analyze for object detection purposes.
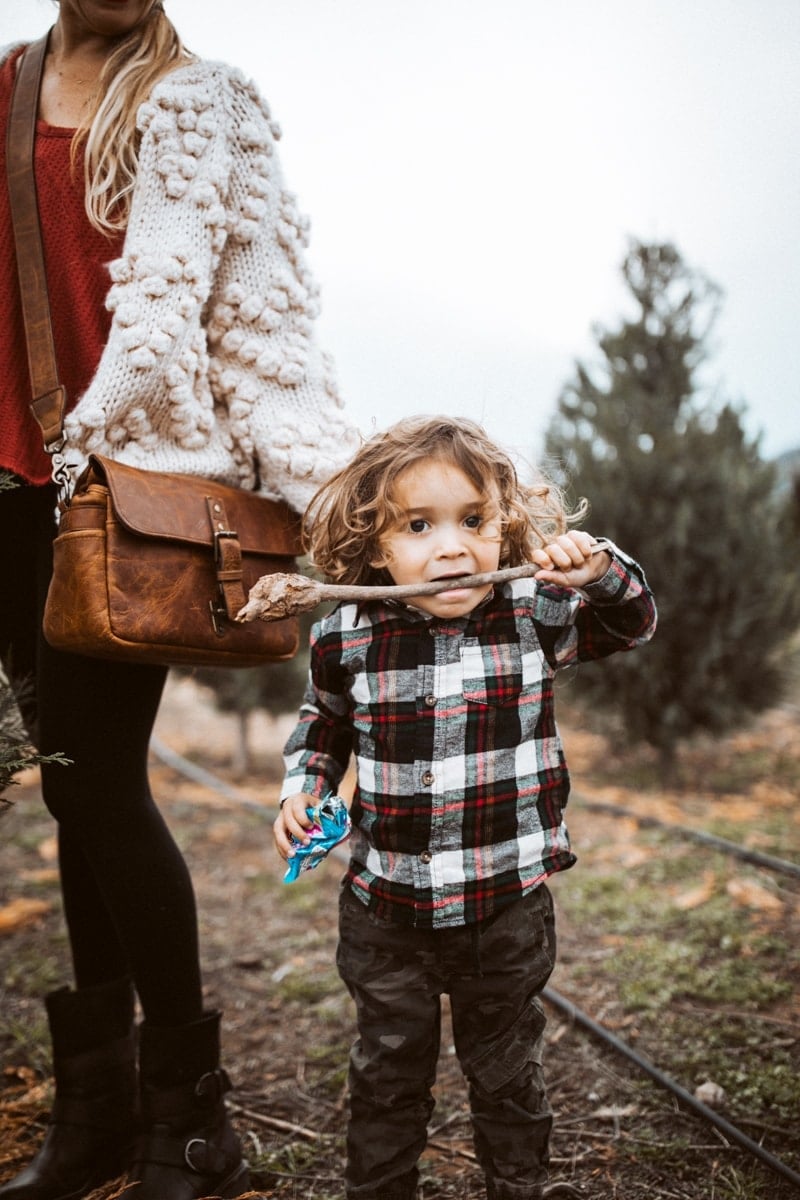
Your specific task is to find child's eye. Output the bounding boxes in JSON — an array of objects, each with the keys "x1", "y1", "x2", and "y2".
[
  {"x1": 409, "y1": 518, "x2": 429, "y2": 534},
  {"x1": 464, "y1": 514, "x2": 483, "y2": 529}
]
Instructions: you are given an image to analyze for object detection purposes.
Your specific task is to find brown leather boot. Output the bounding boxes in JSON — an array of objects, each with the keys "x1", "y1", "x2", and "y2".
[
  {"x1": 125, "y1": 1011, "x2": 248, "y2": 1200},
  {"x1": 0, "y1": 978, "x2": 136, "y2": 1200}
]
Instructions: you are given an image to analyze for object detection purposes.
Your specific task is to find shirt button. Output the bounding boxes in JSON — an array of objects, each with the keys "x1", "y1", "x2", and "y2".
[
  {"x1": 421, "y1": 771, "x2": 434, "y2": 786},
  {"x1": 424, "y1": 694, "x2": 436, "y2": 707},
  {"x1": 419, "y1": 851, "x2": 432, "y2": 864}
]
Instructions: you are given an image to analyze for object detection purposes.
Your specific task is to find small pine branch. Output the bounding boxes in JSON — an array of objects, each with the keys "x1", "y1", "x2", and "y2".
[
  {"x1": 0, "y1": 474, "x2": 72, "y2": 800},
  {"x1": 0, "y1": 681, "x2": 70, "y2": 802}
]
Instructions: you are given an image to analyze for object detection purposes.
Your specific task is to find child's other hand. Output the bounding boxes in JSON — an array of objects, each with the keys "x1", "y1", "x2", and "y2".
[
  {"x1": 273, "y1": 794, "x2": 317, "y2": 860},
  {"x1": 532, "y1": 532, "x2": 611, "y2": 589}
]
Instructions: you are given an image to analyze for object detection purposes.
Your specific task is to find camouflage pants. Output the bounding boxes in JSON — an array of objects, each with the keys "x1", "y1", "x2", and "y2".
[{"x1": 336, "y1": 883, "x2": 557, "y2": 1200}]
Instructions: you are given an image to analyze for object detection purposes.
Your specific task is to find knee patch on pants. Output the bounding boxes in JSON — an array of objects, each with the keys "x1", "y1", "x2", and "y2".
[{"x1": 465, "y1": 994, "x2": 547, "y2": 1097}]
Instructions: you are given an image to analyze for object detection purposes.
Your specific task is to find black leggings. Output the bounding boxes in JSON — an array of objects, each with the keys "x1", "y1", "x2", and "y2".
[{"x1": 2, "y1": 481, "x2": 202, "y2": 1026}]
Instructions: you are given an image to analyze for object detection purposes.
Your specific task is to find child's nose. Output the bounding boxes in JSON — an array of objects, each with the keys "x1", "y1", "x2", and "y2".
[{"x1": 435, "y1": 525, "x2": 469, "y2": 556}]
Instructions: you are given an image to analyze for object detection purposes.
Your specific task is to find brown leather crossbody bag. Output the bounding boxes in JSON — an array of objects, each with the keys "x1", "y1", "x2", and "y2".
[{"x1": 6, "y1": 35, "x2": 301, "y2": 667}]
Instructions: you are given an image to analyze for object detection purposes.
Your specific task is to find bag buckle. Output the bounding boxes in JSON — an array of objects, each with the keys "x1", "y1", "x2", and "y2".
[
  {"x1": 208, "y1": 598, "x2": 228, "y2": 637},
  {"x1": 213, "y1": 528, "x2": 237, "y2": 562},
  {"x1": 44, "y1": 438, "x2": 73, "y2": 504},
  {"x1": 210, "y1": 529, "x2": 243, "y2": 635}
]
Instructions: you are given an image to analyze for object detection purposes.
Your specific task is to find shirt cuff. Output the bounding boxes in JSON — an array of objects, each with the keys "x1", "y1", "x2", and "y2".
[
  {"x1": 279, "y1": 773, "x2": 332, "y2": 806},
  {"x1": 578, "y1": 538, "x2": 641, "y2": 602}
]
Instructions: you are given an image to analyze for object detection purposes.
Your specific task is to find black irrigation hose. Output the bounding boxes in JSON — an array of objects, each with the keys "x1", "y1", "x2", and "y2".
[
  {"x1": 574, "y1": 793, "x2": 800, "y2": 881},
  {"x1": 150, "y1": 741, "x2": 800, "y2": 882},
  {"x1": 543, "y1": 986, "x2": 800, "y2": 1190},
  {"x1": 149, "y1": 739, "x2": 800, "y2": 1188}
]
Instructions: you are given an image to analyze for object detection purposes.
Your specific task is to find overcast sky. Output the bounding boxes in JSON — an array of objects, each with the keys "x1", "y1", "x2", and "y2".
[{"x1": 6, "y1": 0, "x2": 800, "y2": 463}]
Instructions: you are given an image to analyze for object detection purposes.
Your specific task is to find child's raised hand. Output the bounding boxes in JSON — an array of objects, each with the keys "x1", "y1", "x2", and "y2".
[
  {"x1": 532, "y1": 532, "x2": 611, "y2": 590},
  {"x1": 273, "y1": 793, "x2": 317, "y2": 860}
]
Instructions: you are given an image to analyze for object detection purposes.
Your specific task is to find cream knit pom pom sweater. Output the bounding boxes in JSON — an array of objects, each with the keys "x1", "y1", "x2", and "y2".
[{"x1": 6, "y1": 49, "x2": 360, "y2": 514}]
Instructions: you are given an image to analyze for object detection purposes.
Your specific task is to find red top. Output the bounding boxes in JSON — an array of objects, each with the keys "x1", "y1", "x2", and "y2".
[{"x1": 0, "y1": 46, "x2": 125, "y2": 484}]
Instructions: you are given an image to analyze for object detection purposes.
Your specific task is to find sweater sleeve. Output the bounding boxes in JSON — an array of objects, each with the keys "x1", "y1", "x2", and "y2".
[{"x1": 63, "y1": 60, "x2": 360, "y2": 511}]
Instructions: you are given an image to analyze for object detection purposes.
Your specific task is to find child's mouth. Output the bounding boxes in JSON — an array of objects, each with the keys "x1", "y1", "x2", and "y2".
[
  {"x1": 431, "y1": 574, "x2": 469, "y2": 589},
  {"x1": 428, "y1": 573, "x2": 476, "y2": 599}
]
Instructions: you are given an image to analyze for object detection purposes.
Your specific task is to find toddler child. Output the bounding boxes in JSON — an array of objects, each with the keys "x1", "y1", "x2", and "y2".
[{"x1": 274, "y1": 415, "x2": 657, "y2": 1200}]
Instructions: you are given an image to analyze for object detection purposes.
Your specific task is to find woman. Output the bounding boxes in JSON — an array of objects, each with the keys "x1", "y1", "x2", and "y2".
[{"x1": 0, "y1": 2, "x2": 359, "y2": 1198}]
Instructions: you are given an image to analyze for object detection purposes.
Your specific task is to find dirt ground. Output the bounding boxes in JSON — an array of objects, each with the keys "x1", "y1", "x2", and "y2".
[{"x1": 1, "y1": 675, "x2": 799, "y2": 1200}]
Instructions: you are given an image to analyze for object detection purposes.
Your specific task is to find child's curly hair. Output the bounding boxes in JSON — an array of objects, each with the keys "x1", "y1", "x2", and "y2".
[{"x1": 303, "y1": 416, "x2": 585, "y2": 586}]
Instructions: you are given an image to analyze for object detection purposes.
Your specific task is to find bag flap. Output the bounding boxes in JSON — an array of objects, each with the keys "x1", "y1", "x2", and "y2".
[{"x1": 87, "y1": 455, "x2": 302, "y2": 556}]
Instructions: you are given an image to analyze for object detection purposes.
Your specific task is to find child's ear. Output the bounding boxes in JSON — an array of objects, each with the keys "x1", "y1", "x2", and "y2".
[
  {"x1": 369, "y1": 538, "x2": 391, "y2": 570},
  {"x1": 369, "y1": 548, "x2": 397, "y2": 585}
]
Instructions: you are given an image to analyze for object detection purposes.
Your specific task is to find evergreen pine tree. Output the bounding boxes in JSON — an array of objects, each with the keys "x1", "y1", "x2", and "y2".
[{"x1": 545, "y1": 240, "x2": 800, "y2": 772}]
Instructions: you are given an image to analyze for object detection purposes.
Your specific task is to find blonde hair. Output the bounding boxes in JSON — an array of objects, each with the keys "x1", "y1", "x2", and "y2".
[
  {"x1": 69, "y1": 3, "x2": 194, "y2": 233},
  {"x1": 304, "y1": 415, "x2": 585, "y2": 585}
]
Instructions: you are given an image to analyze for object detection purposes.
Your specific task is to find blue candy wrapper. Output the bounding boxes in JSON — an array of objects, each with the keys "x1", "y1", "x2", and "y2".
[{"x1": 283, "y1": 795, "x2": 351, "y2": 884}]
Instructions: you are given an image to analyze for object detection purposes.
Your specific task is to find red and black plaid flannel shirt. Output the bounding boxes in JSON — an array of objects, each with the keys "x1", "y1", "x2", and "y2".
[{"x1": 281, "y1": 545, "x2": 656, "y2": 928}]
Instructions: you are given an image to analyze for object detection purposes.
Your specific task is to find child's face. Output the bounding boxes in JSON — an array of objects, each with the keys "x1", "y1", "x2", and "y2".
[{"x1": 373, "y1": 459, "x2": 503, "y2": 618}]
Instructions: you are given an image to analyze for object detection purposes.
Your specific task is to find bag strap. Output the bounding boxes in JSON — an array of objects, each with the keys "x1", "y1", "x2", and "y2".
[{"x1": 6, "y1": 32, "x2": 72, "y2": 494}]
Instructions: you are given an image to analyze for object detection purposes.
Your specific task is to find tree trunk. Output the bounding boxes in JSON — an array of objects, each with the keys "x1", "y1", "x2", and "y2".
[{"x1": 231, "y1": 710, "x2": 252, "y2": 777}]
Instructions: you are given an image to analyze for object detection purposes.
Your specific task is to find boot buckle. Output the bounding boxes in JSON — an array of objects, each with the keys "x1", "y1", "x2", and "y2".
[
  {"x1": 184, "y1": 1137, "x2": 207, "y2": 1172},
  {"x1": 193, "y1": 1068, "x2": 231, "y2": 1103}
]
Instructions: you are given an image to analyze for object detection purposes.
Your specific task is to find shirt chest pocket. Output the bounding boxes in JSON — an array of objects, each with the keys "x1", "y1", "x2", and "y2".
[{"x1": 460, "y1": 639, "x2": 528, "y2": 707}]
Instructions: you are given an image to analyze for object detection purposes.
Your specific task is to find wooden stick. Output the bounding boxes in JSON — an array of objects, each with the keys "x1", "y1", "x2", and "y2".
[
  {"x1": 237, "y1": 564, "x2": 535, "y2": 623},
  {"x1": 237, "y1": 545, "x2": 610, "y2": 623},
  {"x1": 226, "y1": 1101, "x2": 324, "y2": 1143}
]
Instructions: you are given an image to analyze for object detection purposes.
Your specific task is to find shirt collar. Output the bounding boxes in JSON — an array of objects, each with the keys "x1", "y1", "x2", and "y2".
[{"x1": 354, "y1": 586, "x2": 497, "y2": 629}]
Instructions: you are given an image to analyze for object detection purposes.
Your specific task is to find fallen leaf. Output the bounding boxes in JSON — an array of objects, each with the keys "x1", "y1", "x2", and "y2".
[
  {"x1": 695, "y1": 1080, "x2": 727, "y2": 1108},
  {"x1": 20, "y1": 869, "x2": 59, "y2": 885},
  {"x1": 673, "y1": 871, "x2": 717, "y2": 910},
  {"x1": 37, "y1": 836, "x2": 58, "y2": 863},
  {"x1": 2, "y1": 1064, "x2": 38, "y2": 1089},
  {"x1": 0, "y1": 897, "x2": 52, "y2": 934},
  {"x1": 593, "y1": 1104, "x2": 638, "y2": 1120},
  {"x1": 271, "y1": 963, "x2": 295, "y2": 983},
  {"x1": 726, "y1": 878, "x2": 783, "y2": 913}
]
